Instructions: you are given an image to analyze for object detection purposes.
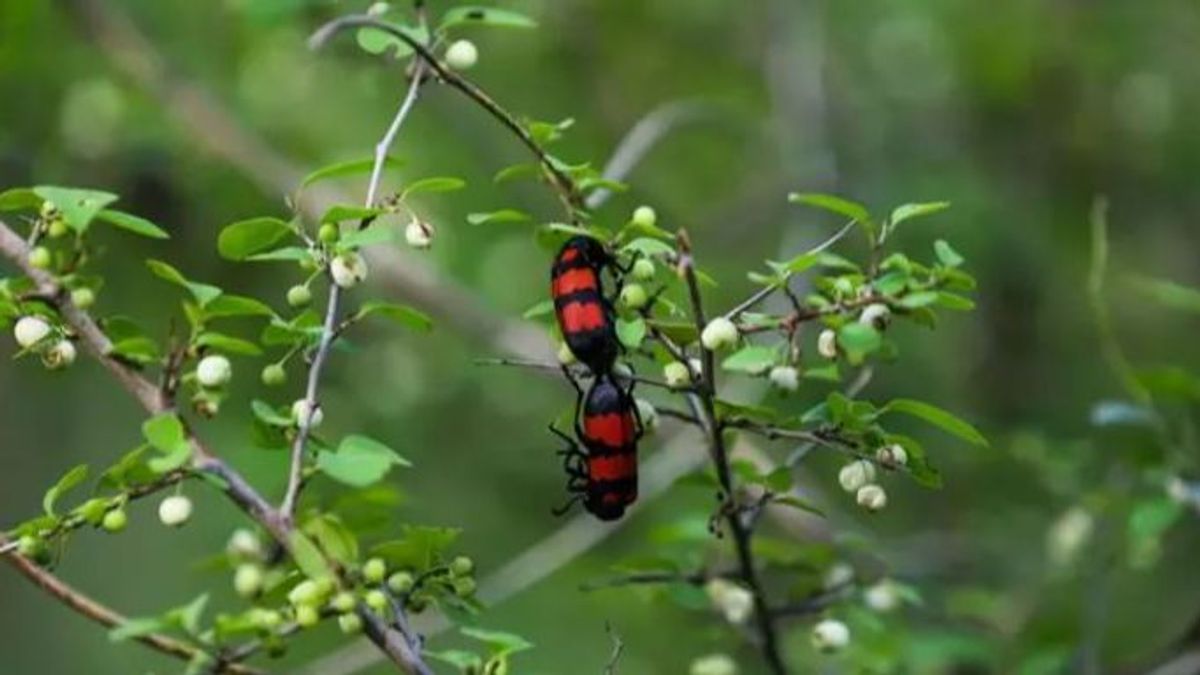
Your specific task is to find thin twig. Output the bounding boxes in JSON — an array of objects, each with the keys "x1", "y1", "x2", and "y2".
[{"x1": 602, "y1": 622, "x2": 624, "y2": 675}]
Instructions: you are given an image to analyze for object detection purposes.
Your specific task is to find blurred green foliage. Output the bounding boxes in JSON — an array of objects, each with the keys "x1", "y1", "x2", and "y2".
[{"x1": 2, "y1": 0, "x2": 1199, "y2": 673}]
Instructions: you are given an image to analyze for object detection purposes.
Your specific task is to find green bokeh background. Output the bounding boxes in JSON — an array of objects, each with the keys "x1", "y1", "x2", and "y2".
[{"x1": 2, "y1": 1, "x2": 1199, "y2": 673}]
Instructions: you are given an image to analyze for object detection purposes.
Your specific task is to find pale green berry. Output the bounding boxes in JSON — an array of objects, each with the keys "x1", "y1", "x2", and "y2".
[
  {"x1": 856, "y1": 484, "x2": 887, "y2": 512},
  {"x1": 364, "y1": 589, "x2": 389, "y2": 612},
  {"x1": 286, "y1": 285, "x2": 312, "y2": 308},
  {"x1": 631, "y1": 258, "x2": 655, "y2": 281},
  {"x1": 338, "y1": 612, "x2": 363, "y2": 634},
  {"x1": 838, "y1": 460, "x2": 876, "y2": 493},
  {"x1": 234, "y1": 563, "x2": 265, "y2": 598},
  {"x1": 157, "y1": 495, "x2": 193, "y2": 527},
  {"x1": 318, "y1": 223, "x2": 339, "y2": 244},
  {"x1": 700, "y1": 317, "x2": 739, "y2": 351},
  {"x1": 663, "y1": 361, "x2": 691, "y2": 388},
  {"x1": 445, "y1": 40, "x2": 478, "y2": 70},
  {"x1": 13, "y1": 316, "x2": 51, "y2": 348},
  {"x1": 387, "y1": 571, "x2": 415, "y2": 594},
  {"x1": 450, "y1": 556, "x2": 474, "y2": 577},
  {"x1": 362, "y1": 557, "x2": 387, "y2": 584},
  {"x1": 619, "y1": 283, "x2": 648, "y2": 310},
  {"x1": 330, "y1": 252, "x2": 368, "y2": 288},
  {"x1": 255, "y1": 609, "x2": 283, "y2": 630},
  {"x1": 28, "y1": 246, "x2": 51, "y2": 270},
  {"x1": 811, "y1": 618, "x2": 851, "y2": 653},
  {"x1": 42, "y1": 340, "x2": 76, "y2": 370},
  {"x1": 70, "y1": 287, "x2": 95, "y2": 309},
  {"x1": 291, "y1": 399, "x2": 324, "y2": 428},
  {"x1": 631, "y1": 205, "x2": 657, "y2": 229},
  {"x1": 295, "y1": 604, "x2": 320, "y2": 628},
  {"x1": 39, "y1": 200, "x2": 59, "y2": 219},
  {"x1": 330, "y1": 591, "x2": 356, "y2": 613},
  {"x1": 16, "y1": 535, "x2": 42, "y2": 558},
  {"x1": 101, "y1": 509, "x2": 128, "y2": 533},
  {"x1": 47, "y1": 219, "x2": 69, "y2": 238},
  {"x1": 288, "y1": 580, "x2": 321, "y2": 607},
  {"x1": 260, "y1": 364, "x2": 286, "y2": 387},
  {"x1": 453, "y1": 577, "x2": 477, "y2": 597},
  {"x1": 196, "y1": 354, "x2": 232, "y2": 388}
]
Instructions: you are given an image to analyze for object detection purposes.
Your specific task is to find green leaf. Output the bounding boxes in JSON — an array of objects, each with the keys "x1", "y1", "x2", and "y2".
[
  {"x1": 355, "y1": 22, "x2": 428, "y2": 58},
  {"x1": 303, "y1": 514, "x2": 360, "y2": 566},
  {"x1": 721, "y1": 345, "x2": 777, "y2": 375},
  {"x1": 145, "y1": 259, "x2": 222, "y2": 306},
  {"x1": 109, "y1": 617, "x2": 166, "y2": 643},
  {"x1": 889, "y1": 201, "x2": 950, "y2": 231},
  {"x1": 251, "y1": 400, "x2": 294, "y2": 427},
  {"x1": 936, "y1": 292, "x2": 976, "y2": 311},
  {"x1": 1129, "y1": 276, "x2": 1200, "y2": 315},
  {"x1": 99, "y1": 445, "x2": 155, "y2": 491},
  {"x1": 195, "y1": 331, "x2": 262, "y2": 356},
  {"x1": 403, "y1": 176, "x2": 466, "y2": 195},
  {"x1": 521, "y1": 299, "x2": 554, "y2": 320},
  {"x1": 467, "y1": 209, "x2": 531, "y2": 226},
  {"x1": 460, "y1": 626, "x2": 534, "y2": 657},
  {"x1": 358, "y1": 301, "x2": 433, "y2": 331},
  {"x1": 218, "y1": 217, "x2": 291, "y2": 261},
  {"x1": 647, "y1": 320, "x2": 699, "y2": 345},
  {"x1": 95, "y1": 209, "x2": 169, "y2": 239},
  {"x1": 0, "y1": 187, "x2": 39, "y2": 211},
  {"x1": 934, "y1": 239, "x2": 964, "y2": 267},
  {"x1": 289, "y1": 531, "x2": 333, "y2": 580},
  {"x1": 317, "y1": 434, "x2": 412, "y2": 487},
  {"x1": 534, "y1": 223, "x2": 610, "y2": 252},
  {"x1": 616, "y1": 317, "x2": 646, "y2": 349},
  {"x1": 204, "y1": 294, "x2": 275, "y2": 319},
  {"x1": 142, "y1": 413, "x2": 187, "y2": 453},
  {"x1": 301, "y1": 156, "x2": 402, "y2": 188},
  {"x1": 883, "y1": 399, "x2": 988, "y2": 447},
  {"x1": 837, "y1": 323, "x2": 881, "y2": 364},
  {"x1": 33, "y1": 186, "x2": 118, "y2": 233},
  {"x1": 621, "y1": 237, "x2": 675, "y2": 257},
  {"x1": 898, "y1": 291, "x2": 939, "y2": 309},
  {"x1": 246, "y1": 246, "x2": 312, "y2": 263},
  {"x1": 338, "y1": 222, "x2": 393, "y2": 249},
  {"x1": 789, "y1": 192, "x2": 870, "y2": 224},
  {"x1": 440, "y1": 6, "x2": 538, "y2": 30},
  {"x1": 169, "y1": 593, "x2": 210, "y2": 635},
  {"x1": 494, "y1": 163, "x2": 539, "y2": 183},
  {"x1": 43, "y1": 464, "x2": 88, "y2": 516},
  {"x1": 372, "y1": 525, "x2": 461, "y2": 570},
  {"x1": 772, "y1": 494, "x2": 825, "y2": 517},
  {"x1": 320, "y1": 204, "x2": 383, "y2": 224},
  {"x1": 427, "y1": 651, "x2": 483, "y2": 670}
]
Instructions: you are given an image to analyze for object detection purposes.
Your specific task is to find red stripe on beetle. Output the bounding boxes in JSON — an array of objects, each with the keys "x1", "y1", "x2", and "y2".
[
  {"x1": 560, "y1": 301, "x2": 607, "y2": 333},
  {"x1": 552, "y1": 267, "x2": 599, "y2": 297},
  {"x1": 558, "y1": 247, "x2": 580, "y2": 263},
  {"x1": 584, "y1": 411, "x2": 637, "y2": 447},
  {"x1": 588, "y1": 453, "x2": 637, "y2": 481}
]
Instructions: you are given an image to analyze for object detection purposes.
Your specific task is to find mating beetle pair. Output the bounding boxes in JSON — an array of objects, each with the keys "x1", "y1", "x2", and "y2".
[{"x1": 548, "y1": 236, "x2": 644, "y2": 521}]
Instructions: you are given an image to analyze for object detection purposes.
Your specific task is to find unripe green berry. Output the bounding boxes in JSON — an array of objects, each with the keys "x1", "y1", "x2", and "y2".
[
  {"x1": 234, "y1": 563, "x2": 265, "y2": 598},
  {"x1": 450, "y1": 556, "x2": 474, "y2": 577},
  {"x1": 295, "y1": 604, "x2": 321, "y2": 628},
  {"x1": 287, "y1": 285, "x2": 312, "y2": 308},
  {"x1": 39, "y1": 200, "x2": 59, "y2": 219},
  {"x1": 453, "y1": 577, "x2": 477, "y2": 597},
  {"x1": 387, "y1": 571, "x2": 415, "y2": 594},
  {"x1": 70, "y1": 287, "x2": 96, "y2": 309},
  {"x1": 17, "y1": 535, "x2": 41, "y2": 558},
  {"x1": 365, "y1": 589, "x2": 389, "y2": 612},
  {"x1": 254, "y1": 608, "x2": 283, "y2": 630},
  {"x1": 28, "y1": 246, "x2": 52, "y2": 270},
  {"x1": 619, "y1": 283, "x2": 648, "y2": 310},
  {"x1": 101, "y1": 509, "x2": 128, "y2": 533},
  {"x1": 261, "y1": 364, "x2": 287, "y2": 387},
  {"x1": 631, "y1": 258, "x2": 655, "y2": 281},
  {"x1": 631, "y1": 205, "x2": 657, "y2": 229},
  {"x1": 288, "y1": 579, "x2": 322, "y2": 607},
  {"x1": 663, "y1": 361, "x2": 691, "y2": 389},
  {"x1": 313, "y1": 577, "x2": 336, "y2": 598},
  {"x1": 47, "y1": 219, "x2": 69, "y2": 239},
  {"x1": 330, "y1": 591, "x2": 356, "y2": 613},
  {"x1": 318, "y1": 223, "x2": 339, "y2": 244},
  {"x1": 338, "y1": 612, "x2": 363, "y2": 634},
  {"x1": 362, "y1": 557, "x2": 387, "y2": 584}
]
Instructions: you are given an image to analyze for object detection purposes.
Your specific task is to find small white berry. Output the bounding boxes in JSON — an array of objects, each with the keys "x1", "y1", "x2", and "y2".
[
  {"x1": 663, "y1": 361, "x2": 691, "y2": 388},
  {"x1": 366, "y1": 1, "x2": 390, "y2": 16},
  {"x1": 330, "y1": 252, "x2": 369, "y2": 288},
  {"x1": 817, "y1": 328, "x2": 838, "y2": 359},
  {"x1": 811, "y1": 618, "x2": 850, "y2": 653},
  {"x1": 227, "y1": 529, "x2": 263, "y2": 560},
  {"x1": 444, "y1": 39, "x2": 478, "y2": 70},
  {"x1": 1165, "y1": 475, "x2": 1191, "y2": 504},
  {"x1": 234, "y1": 563, "x2": 265, "y2": 598},
  {"x1": 1047, "y1": 506, "x2": 1093, "y2": 566},
  {"x1": 824, "y1": 563, "x2": 855, "y2": 589},
  {"x1": 689, "y1": 654, "x2": 738, "y2": 675},
  {"x1": 292, "y1": 399, "x2": 324, "y2": 429},
  {"x1": 43, "y1": 340, "x2": 77, "y2": 369},
  {"x1": 863, "y1": 580, "x2": 900, "y2": 612},
  {"x1": 631, "y1": 205, "x2": 657, "y2": 229},
  {"x1": 768, "y1": 365, "x2": 799, "y2": 392},
  {"x1": 404, "y1": 218, "x2": 434, "y2": 250},
  {"x1": 635, "y1": 398, "x2": 658, "y2": 434},
  {"x1": 705, "y1": 578, "x2": 753, "y2": 625},
  {"x1": 875, "y1": 443, "x2": 907, "y2": 468},
  {"x1": 196, "y1": 354, "x2": 232, "y2": 388},
  {"x1": 837, "y1": 460, "x2": 876, "y2": 493},
  {"x1": 856, "y1": 484, "x2": 887, "y2": 512},
  {"x1": 158, "y1": 495, "x2": 194, "y2": 527},
  {"x1": 858, "y1": 303, "x2": 890, "y2": 330},
  {"x1": 13, "y1": 316, "x2": 52, "y2": 349},
  {"x1": 700, "y1": 317, "x2": 739, "y2": 351}
]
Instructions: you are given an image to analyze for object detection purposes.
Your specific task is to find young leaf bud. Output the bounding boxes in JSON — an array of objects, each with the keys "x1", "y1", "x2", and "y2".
[
  {"x1": 445, "y1": 39, "x2": 479, "y2": 70},
  {"x1": 330, "y1": 252, "x2": 369, "y2": 288},
  {"x1": 196, "y1": 354, "x2": 232, "y2": 388},
  {"x1": 689, "y1": 654, "x2": 738, "y2": 675},
  {"x1": 631, "y1": 258, "x2": 656, "y2": 281},
  {"x1": 338, "y1": 612, "x2": 363, "y2": 634},
  {"x1": 858, "y1": 303, "x2": 890, "y2": 330},
  {"x1": 362, "y1": 557, "x2": 387, "y2": 584},
  {"x1": 663, "y1": 361, "x2": 691, "y2": 389},
  {"x1": 619, "y1": 283, "x2": 648, "y2": 310},
  {"x1": 635, "y1": 398, "x2": 659, "y2": 435},
  {"x1": 817, "y1": 328, "x2": 838, "y2": 359},
  {"x1": 700, "y1": 317, "x2": 739, "y2": 351},
  {"x1": 387, "y1": 571, "x2": 415, "y2": 594},
  {"x1": 705, "y1": 578, "x2": 753, "y2": 625},
  {"x1": 70, "y1": 287, "x2": 96, "y2": 309},
  {"x1": 811, "y1": 618, "x2": 850, "y2": 653},
  {"x1": 261, "y1": 364, "x2": 287, "y2": 387},
  {"x1": 631, "y1": 205, "x2": 657, "y2": 229},
  {"x1": 856, "y1": 484, "x2": 887, "y2": 512},
  {"x1": 43, "y1": 340, "x2": 77, "y2": 370},
  {"x1": 286, "y1": 284, "x2": 312, "y2": 308},
  {"x1": 292, "y1": 399, "x2": 324, "y2": 429},
  {"x1": 768, "y1": 365, "x2": 800, "y2": 392},
  {"x1": 158, "y1": 495, "x2": 194, "y2": 527},
  {"x1": 14, "y1": 316, "x2": 52, "y2": 348},
  {"x1": 404, "y1": 218, "x2": 434, "y2": 250},
  {"x1": 234, "y1": 563, "x2": 265, "y2": 598},
  {"x1": 837, "y1": 460, "x2": 876, "y2": 493},
  {"x1": 101, "y1": 509, "x2": 128, "y2": 533},
  {"x1": 28, "y1": 246, "x2": 52, "y2": 270},
  {"x1": 875, "y1": 443, "x2": 907, "y2": 468}
]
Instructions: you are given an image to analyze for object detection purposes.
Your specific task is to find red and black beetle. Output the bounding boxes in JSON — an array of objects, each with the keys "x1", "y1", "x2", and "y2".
[
  {"x1": 551, "y1": 236, "x2": 620, "y2": 374},
  {"x1": 550, "y1": 372, "x2": 642, "y2": 521}
]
